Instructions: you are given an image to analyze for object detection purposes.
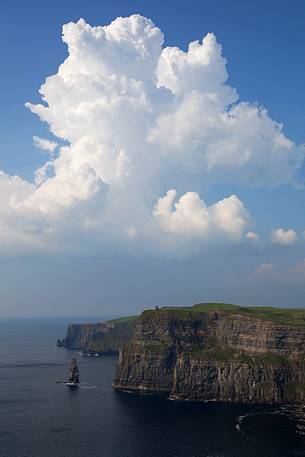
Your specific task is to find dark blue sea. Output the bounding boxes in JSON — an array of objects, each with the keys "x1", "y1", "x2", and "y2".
[{"x1": 0, "y1": 318, "x2": 304, "y2": 457}]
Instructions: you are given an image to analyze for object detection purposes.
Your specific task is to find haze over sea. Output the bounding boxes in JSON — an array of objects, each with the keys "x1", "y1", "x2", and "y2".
[{"x1": 0, "y1": 318, "x2": 304, "y2": 457}]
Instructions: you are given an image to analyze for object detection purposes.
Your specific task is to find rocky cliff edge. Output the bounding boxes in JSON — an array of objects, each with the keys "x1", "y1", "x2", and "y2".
[{"x1": 113, "y1": 304, "x2": 305, "y2": 404}]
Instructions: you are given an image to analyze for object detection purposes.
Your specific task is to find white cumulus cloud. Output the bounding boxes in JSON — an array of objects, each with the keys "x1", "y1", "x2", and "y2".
[
  {"x1": 0, "y1": 14, "x2": 303, "y2": 254},
  {"x1": 153, "y1": 190, "x2": 250, "y2": 240},
  {"x1": 270, "y1": 228, "x2": 298, "y2": 246},
  {"x1": 246, "y1": 231, "x2": 260, "y2": 241}
]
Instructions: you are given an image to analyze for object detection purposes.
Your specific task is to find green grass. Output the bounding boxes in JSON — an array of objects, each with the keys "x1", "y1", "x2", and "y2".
[
  {"x1": 143, "y1": 343, "x2": 169, "y2": 353},
  {"x1": 107, "y1": 315, "x2": 139, "y2": 325},
  {"x1": 157, "y1": 303, "x2": 246, "y2": 319},
  {"x1": 242, "y1": 306, "x2": 305, "y2": 327},
  {"x1": 193, "y1": 303, "x2": 241, "y2": 311},
  {"x1": 161, "y1": 303, "x2": 238, "y2": 312}
]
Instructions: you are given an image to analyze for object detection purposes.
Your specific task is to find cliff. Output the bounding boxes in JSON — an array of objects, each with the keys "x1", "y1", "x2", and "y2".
[
  {"x1": 113, "y1": 304, "x2": 305, "y2": 404},
  {"x1": 57, "y1": 316, "x2": 137, "y2": 355}
]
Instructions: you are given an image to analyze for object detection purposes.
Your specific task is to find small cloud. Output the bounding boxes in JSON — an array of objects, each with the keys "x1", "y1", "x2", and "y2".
[
  {"x1": 270, "y1": 228, "x2": 297, "y2": 246},
  {"x1": 246, "y1": 231, "x2": 259, "y2": 241},
  {"x1": 253, "y1": 261, "x2": 274, "y2": 276},
  {"x1": 33, "y1": 136, "x2": 58, "y2": 154}
]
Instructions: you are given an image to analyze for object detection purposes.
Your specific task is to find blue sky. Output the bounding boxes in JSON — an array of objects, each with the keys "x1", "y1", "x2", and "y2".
[{"x1": 0, "y1": 0, "x2": 305, "y2": 316}]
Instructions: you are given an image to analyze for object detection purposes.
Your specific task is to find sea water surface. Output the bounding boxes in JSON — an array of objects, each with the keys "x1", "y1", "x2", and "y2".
[{"x1": 0, "y1": 318, "x2": 304, "y2": 457}]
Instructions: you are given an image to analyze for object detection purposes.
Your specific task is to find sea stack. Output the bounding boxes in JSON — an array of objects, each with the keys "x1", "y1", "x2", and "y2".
[{"x1": 68, "y1": 358, "x2": 79, "y2": 386}]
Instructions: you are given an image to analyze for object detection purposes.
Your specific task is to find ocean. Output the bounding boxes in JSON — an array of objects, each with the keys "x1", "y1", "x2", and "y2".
[{"x1": 0, "y1": 318, "x2": 304, "y2": 457}]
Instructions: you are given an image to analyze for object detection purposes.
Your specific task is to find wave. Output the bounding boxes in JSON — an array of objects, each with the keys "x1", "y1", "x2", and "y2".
[{"x1": 236, "y1": 404, "x2": 305, "y2": 440}]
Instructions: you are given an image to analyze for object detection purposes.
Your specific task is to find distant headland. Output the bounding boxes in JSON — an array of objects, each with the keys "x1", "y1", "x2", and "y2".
[{"x1": 57, "y1": 315, "x2": 137, "y2": 355}]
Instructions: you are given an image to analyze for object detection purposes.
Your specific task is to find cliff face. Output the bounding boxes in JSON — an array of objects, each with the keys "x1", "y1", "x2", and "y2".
[
  {"x1": 210, "y1": 312, "x2": 305, "y2": 356},
  {"x1": 59, "y1": 323, "x2": 107, "y2": 349},
  {"x1": 113, "y1": 306, "x2": 305, "y2": 404},
  {"x1": 173, "y1": 355, "x2": 305, "y2": 403},
  {"x1": 58, "y1": 319, "x2": 136, "y2": 354}
]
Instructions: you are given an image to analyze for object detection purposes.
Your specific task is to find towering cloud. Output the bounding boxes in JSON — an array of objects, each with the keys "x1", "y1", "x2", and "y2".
[{"x1": 0, "y1": 15, "x2": 303, "y2": 254}]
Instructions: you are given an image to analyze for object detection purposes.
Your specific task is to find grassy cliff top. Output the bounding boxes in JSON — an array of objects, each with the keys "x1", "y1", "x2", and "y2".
[
  {"x1": 107, "y1": 303, "x2": 305, "y2": 328},
  {"x1": 142, "y1": 303, "x2": 305, "y2": 327},
  {"x1": 238, "y1": 305, "x2": 305, "y2": 327},
  {"x1": 107, "y1": 315, "x2": 139, "y2": 325}
]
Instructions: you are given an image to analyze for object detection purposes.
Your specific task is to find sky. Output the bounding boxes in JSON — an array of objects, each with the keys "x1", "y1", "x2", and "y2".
[{"x1": 0, "y1": 0, "x2": 305, "y2": 317}]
